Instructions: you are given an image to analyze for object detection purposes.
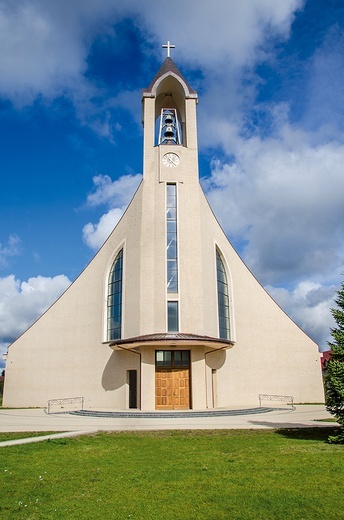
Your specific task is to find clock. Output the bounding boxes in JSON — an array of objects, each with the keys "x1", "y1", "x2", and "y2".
[{"x1": 162, "y1": 152, "x2": 180, "y2": 168}]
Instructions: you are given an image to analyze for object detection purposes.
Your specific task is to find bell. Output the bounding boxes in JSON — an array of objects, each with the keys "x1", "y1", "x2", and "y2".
[
  {"x1": 158, "y1": 108, "x2": 180, "y2": 145},
  {"x1": 164, "y1": 126, "x2": 174, "y2": 137}
]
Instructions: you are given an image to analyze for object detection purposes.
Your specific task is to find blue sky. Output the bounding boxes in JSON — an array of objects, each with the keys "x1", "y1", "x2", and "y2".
[{"x1": 1, "y1": 0, "x2": 344, "y2": 366}]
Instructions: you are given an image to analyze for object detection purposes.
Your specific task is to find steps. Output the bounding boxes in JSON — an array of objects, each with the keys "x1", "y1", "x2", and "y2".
[{"x1": 69, "y1": 407, "x2": 276, "y2": 419}]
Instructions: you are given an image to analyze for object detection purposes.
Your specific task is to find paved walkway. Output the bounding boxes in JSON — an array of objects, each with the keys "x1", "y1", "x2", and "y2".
[{"x1": 0, "y1": 405, "x2": 335, "y2": 441}]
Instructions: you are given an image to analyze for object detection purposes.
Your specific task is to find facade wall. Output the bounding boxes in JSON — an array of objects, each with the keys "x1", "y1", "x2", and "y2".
[
  {"x1": 4, "y1": 172, "x2": 323, "y2": 409},
  {"x1": 3, "y1": 60, "x2": 324, "y2": 410}
]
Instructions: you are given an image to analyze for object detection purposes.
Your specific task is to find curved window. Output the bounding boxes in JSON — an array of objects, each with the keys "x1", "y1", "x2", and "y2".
[
  {"x1": 107, "y1": 249, "x2": 123, "y2": 341},
  {"x1": 216, "y1": 250, "x2": 230, "y2": 340}
]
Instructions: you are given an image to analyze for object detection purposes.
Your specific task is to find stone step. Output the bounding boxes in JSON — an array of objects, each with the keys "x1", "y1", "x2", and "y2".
[{"x1": 69, "y1": 407, "x2": 276, "y2": 419}]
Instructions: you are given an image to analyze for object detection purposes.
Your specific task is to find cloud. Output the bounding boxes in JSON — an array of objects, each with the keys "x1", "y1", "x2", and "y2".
[
  {"x1": 82, "y1": 173, "x2": 142, "y2": 250},
  {"x1": 0, "y1": 1, "x2": 89, "y2": 105},
  {"x1": 266, "y1": 281, "x2": 337, "y2": 351},
  {"x1": 86, "y1": 173, "x2": 142, "y2": 209},
  {"x1": 0, "y1": 234, "x2": 22, "y2": 268},
  {"x1": 203, "y1": 125, "x2": 344, "y2": 286},
  {"x1": 0, "y1": 1, "x2": 304, "y2": 133},
  {"x1": 0, "y1": 0, "x2": 142, "y2": 139},
  {"x1": 83, "y1": 208, "x2": 124, "y2": 250},
  {"x1": 201, "y1": 108, "x2": 344, "y2": 350},
  {"x1": 137, "y1": 0, "x2": 303, "y2": 69},
  {"x1": 0, "y1": 273, "x2": 71, "y2": 366}
]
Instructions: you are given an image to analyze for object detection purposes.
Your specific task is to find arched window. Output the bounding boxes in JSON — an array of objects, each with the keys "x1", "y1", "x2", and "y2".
[
  {"x1": 216, "y1": 249, "x2": 230, "y2": 340},
  {"x1": 107, "y1": 249, "x2": 123, "y2": 341}
]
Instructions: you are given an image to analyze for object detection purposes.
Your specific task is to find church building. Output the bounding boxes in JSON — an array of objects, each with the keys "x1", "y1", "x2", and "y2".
[{"x1": 3, "y1": 47, "x2": 324, "y2": 410}]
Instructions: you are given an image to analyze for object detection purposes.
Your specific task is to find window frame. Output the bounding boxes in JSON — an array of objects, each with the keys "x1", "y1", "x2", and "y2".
[
  {"x1": 107, "y1": 248, "x2": 123, "y2": 341},
  {"x1": 167, "y1": 300, "x2": 179, "y2": 332},
  {"x1": 216, "y1": 249, "x2": 231, "y2": 340}
]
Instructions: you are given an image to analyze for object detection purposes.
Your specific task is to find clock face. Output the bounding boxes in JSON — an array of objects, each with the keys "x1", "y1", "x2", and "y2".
[{"x1": 162, "y1": 152, "x2": 180, "y2": 168}]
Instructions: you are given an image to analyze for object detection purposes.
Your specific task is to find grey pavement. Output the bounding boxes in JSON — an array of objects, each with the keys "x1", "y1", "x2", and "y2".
[{"x1": 0, "y1": 405, "x2": 336, "y2": 446}]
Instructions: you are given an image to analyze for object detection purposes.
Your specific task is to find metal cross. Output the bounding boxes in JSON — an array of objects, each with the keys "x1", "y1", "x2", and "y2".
[{"x1": 162, "y1": 40, "x2": 175, "y2": 58}]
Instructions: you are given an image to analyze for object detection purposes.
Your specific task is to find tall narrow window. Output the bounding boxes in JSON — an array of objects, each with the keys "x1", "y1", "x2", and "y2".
[
  {"x1": 166, "y1": 184, "x2": 178, "y2": 292},
  {"x1": 107, "y1": 249, "x2": 123, "y2": 341},
  {"x1": 167, "y1": 301, "x2": 179, "y2": 332},
  {"x1": 216, "y1": 250, "x2": 230, "y2": 340}
]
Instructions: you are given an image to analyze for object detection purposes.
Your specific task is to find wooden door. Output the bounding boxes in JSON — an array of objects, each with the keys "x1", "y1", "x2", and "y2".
[
  {"x1": 155, "y1": 368, "x2": 190, "y2": 410},
  {"x1": 172, "y1": 368, "x2": 190, "y2": 409}
]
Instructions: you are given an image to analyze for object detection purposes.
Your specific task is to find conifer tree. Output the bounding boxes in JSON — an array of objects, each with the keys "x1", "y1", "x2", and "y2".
[{"x1": 326, "y1": 279, "x2": 344, "y2": 443}]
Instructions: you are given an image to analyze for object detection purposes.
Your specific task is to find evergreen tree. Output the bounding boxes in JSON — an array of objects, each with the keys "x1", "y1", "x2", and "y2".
[{"x1": 326, "y1": 279, "x2": 344, "y2": 443}]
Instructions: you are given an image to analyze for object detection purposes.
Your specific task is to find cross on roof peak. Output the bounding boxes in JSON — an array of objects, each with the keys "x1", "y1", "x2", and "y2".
[{"x1": 162, "y1": 40, "x2": 175, "y2": 58}]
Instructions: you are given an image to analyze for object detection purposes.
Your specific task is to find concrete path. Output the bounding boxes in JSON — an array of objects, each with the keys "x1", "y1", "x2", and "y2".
[{"x1": 0, "y1": 405, "x2": 336, "y2": 441}]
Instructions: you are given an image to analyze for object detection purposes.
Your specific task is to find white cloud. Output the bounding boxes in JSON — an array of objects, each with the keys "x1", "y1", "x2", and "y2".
[
  {"x1": 0, "y1": 1, "x2": 88, "y2": 105},
  {"x1": 83, "y1": 208, "x2": 124, "y2": 250},
  {"x1": 86, "y1": 173, "x2": 142, "y2": 209},
  {"x1": 137, "y1": 0, "x2": 302, "y2": 69},
  {"x1": 201, "y1": 112, "x2": 344, "y2": 350},
  {"x1": 0, "y1": 1, "x2": 304, "y2": 130},
  {"x1": 0, "y1": 234, "x2": 22, "y2": 267},
  {"x1": 0, "y1": 0, "x2": 141, "y2": 139},
  {"x1": 203, "y1": 128, "x2": 344, "y2": 286},
  {"x1": 0, "y1": 273, "x2": 71, "y2": 363},
  {"x1": 82, "y1": 173, "x2": 142, "y2": 250},
  {"x1": 266, "y1": 281, "x2": 337, "y2": 351}
]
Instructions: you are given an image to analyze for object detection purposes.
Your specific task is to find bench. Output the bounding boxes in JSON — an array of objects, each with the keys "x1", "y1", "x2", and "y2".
[
  {"x1": 47, "y1": 396, "x2": 84, "y2": 414},
  {"x1": 259, "y1": 394, "x2": 294, "y2": 410}
]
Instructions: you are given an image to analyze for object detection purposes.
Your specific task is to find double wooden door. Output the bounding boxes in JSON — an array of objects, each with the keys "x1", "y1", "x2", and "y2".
[{"x1": 155, "y1": 350, "x2": 191, "y2": 410}]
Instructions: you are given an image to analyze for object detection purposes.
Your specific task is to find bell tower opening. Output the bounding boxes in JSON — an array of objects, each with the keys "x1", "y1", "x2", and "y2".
[
  {"x1": 153, "y1": 76, "x2": 187, "y2": 146},
  {"x1": 158, "y1": 108, "x2": 181, "y2": 145}
]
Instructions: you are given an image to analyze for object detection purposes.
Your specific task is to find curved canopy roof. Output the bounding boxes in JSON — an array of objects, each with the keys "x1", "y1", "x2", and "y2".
[{"x1": 110, "y1": 332, "x2": 234, "y2": 350}]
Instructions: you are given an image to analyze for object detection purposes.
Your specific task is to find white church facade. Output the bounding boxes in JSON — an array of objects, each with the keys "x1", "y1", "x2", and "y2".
[{"x1": 3, "y1": 53, "x2": 324, "y2": 411}]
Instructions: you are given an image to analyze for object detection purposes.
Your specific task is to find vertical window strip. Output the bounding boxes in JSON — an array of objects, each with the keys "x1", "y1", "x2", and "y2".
[
  {"x1": 166, "y1": 184, "x2": 178, "y2": 293},
  {"x1": 167, "y1": 301, "x2": 179, "y2": 332},
  {"x1": 216, "y1": 250, "x2": 230, "y2": 340},
  {"x1": 107, "y1": 249, "x2": 123, "y2": 340}
]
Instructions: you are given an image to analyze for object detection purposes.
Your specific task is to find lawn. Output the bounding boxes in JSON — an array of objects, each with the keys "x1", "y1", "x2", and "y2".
[
  {"x1": 0, "y1": 432, "x2": 60, "y2": 443},
  {"x1": 0, "y1": 428, "x2": 343, "y2": 519}
]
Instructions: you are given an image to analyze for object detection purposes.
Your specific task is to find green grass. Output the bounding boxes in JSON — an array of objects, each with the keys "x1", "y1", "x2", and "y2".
[
  {"x1": 0, "y1": 428, "x2": 343, "y2": 519},
  {"x1": 314, "y1": 417, "x2": 339, "y2": 422},
  {"x1": 0, "y1": 432, "x2": 60, "y2": 442}
]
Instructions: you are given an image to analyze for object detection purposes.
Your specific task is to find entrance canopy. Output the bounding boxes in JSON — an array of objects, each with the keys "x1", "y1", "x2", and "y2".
[{"x1": 109, "y1": 333, "x2": 234, "y2": 351}]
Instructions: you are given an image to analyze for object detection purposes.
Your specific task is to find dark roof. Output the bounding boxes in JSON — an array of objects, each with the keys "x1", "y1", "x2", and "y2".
[
  {"x1": 110, "y1": 332, "x2": 234, "y2": 348},
  {"x1": 143, "y1": 57, "x2": 197, "y2": 96}
]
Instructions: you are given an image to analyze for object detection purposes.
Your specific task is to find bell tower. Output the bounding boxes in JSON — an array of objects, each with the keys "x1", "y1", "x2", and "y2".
[
  {"x1": 137, "y1": 44, "x2": 203, "y2": 343},
  {"x1": 141, "y1": 44, "x2": 199, "y2": 186}
]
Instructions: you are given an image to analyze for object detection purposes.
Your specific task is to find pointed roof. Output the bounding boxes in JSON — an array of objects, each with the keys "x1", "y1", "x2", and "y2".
[{"x1": 143, "y1": 57, "x2": 197, "y2": 98}]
